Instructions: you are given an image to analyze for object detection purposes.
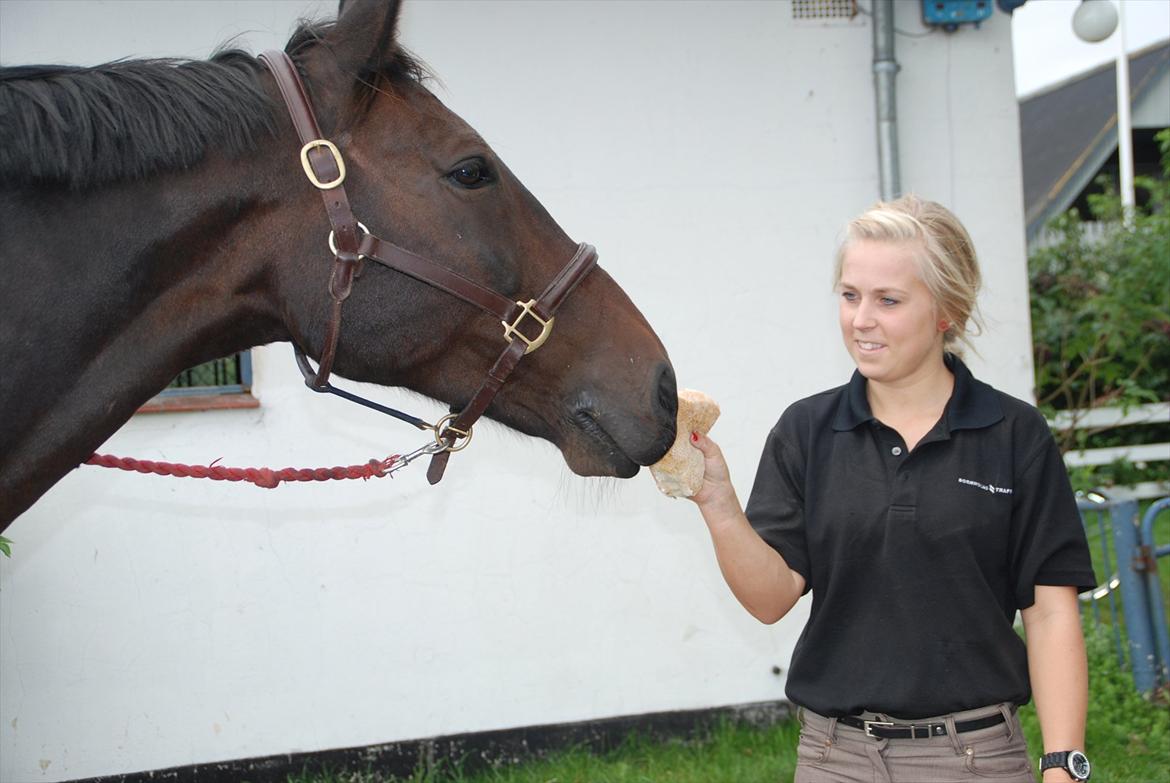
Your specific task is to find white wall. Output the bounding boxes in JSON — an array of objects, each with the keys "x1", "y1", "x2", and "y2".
[{"x1": 0, "y1": 2, "x2": 1032, "y2": 780}]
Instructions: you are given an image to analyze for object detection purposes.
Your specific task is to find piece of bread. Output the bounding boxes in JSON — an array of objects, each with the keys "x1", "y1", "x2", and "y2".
[{"x1": 650, "y1": 389, "x2": 720, "y2": 498}]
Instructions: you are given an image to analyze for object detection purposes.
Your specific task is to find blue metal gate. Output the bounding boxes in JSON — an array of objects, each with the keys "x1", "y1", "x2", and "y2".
[{"x1": 1079, "y1": 495, "x2": 1170, "y2": 695}]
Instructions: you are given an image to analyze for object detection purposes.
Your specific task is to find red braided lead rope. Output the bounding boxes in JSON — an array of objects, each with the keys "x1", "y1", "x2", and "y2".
[{"x1": 86, "y1": 453, "x2": 401, "y2": 489}]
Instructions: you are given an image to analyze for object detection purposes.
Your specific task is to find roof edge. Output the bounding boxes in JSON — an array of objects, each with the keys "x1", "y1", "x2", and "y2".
[{"x1": 1018, "y1": 38, "x2": 1169, "y2": 102}]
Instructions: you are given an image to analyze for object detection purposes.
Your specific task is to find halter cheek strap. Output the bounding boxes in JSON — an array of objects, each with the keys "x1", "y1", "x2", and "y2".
[{"x1": 258, "y1": 50, "x2": 597, "y2": 483}]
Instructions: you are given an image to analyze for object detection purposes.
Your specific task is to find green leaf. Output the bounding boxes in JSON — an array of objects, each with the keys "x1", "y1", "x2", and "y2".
[{"x1": 0, "y1": 535, "x2": 11, "y2": 558}]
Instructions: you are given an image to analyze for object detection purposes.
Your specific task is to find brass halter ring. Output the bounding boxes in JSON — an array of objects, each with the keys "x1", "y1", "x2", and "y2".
[{"x1": 433, "y1": 413, "x2": 473, "y2": 452}]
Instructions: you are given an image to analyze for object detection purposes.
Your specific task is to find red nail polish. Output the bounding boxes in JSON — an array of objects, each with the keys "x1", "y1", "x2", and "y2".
[{"x1": 691, "y1": 432, "x2": 699, "y2": 443}]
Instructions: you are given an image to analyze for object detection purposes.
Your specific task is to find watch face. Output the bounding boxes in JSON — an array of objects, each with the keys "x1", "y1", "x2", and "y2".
[{"x1": 1069, "y1": 751, "x2": 1091, "y2": 779}]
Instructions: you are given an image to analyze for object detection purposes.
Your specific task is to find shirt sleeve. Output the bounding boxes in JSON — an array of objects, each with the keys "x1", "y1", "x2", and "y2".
[
  {"x1": 1009, "y1": 425, "x2": 1097, "y2": 609},
  {"x1": 745, "y1": 418, "x2": 812, "y2": 594}
]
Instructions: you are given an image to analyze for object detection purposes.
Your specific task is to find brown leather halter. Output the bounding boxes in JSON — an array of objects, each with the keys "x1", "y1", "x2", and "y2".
[{"x1": 258, "y1": 50, "x2": 598, "y2": 484}]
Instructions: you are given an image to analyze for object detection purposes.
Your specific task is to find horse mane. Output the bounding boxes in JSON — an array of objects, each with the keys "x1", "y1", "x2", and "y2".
[
  {"x1": 0, "y1": 20, "x2": 428, "y2": 191},
  {"x1": 0, "y1": 50, "x2": 274, "y2": 190}
]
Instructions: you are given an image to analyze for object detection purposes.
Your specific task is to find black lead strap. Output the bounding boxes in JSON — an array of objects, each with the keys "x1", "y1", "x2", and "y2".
[{"x1": 293, "y1": 347, "x2": 434, "y2": 431}]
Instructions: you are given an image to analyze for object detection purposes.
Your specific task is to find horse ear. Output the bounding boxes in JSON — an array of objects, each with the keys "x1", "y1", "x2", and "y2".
[{"x1": 327, "y1": 0, "x2": 403, "y2": 80}]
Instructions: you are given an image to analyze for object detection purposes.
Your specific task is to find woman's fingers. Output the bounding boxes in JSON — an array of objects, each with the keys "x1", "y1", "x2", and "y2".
[{"x1": 687, "y1": 431, "x2": 733, "y2": 505}]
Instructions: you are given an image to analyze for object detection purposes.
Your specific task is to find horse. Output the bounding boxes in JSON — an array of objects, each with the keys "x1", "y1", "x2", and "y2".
[{"x1": 0, "y1": 0, "x2": 678, "y2": 534}]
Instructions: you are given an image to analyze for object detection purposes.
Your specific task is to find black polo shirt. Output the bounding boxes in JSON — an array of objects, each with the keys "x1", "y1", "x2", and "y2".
[{"x1": 745, "y1": 355, "x2": 1095, "y2": 719}]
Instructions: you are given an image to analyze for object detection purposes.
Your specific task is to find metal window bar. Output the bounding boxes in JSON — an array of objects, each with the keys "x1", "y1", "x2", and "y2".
[{"x1": 157, "y1": 351, "x2": 252, "y2": 397}]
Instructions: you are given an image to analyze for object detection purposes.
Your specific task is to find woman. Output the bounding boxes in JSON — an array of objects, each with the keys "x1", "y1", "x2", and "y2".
[{"x1": 689, "y1": 196, "x2": 1096, "y2": 782}]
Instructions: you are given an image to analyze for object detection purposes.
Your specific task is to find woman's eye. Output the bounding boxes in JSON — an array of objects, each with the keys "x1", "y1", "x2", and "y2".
[
  {"x1": 448, "y1": 159, "x2": 493, "y2": 189},
  {"x1": 841, "y1": 291, "x2": 857, "y2": 302},
  {"x1": 881, "y1": 297, "x2": 898, "y2": 306}
]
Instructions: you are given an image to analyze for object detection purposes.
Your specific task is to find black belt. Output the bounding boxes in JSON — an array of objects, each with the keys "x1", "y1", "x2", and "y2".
[{"x1": 838, "y1": 710, "x2": 1007, "y2": 740}]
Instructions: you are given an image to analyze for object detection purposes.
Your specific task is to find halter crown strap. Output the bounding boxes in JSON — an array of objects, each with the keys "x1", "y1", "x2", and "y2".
[
  {"x1": 259, "y1": 49, "x2": 362, "y2": 390},
  {"x1": 258, "y1": 49, "x2": 598, "y2": 483}
]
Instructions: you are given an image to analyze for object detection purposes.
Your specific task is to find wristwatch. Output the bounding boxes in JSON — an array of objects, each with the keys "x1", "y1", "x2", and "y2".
[{"x1": 1040, "y1": 750, "x2": 1091, "y2": 781}]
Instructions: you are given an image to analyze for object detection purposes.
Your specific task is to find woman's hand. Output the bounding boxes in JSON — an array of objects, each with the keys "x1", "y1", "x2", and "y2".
[{"x1": 687, "y1": 431, "x2": 738, "y2": 515}]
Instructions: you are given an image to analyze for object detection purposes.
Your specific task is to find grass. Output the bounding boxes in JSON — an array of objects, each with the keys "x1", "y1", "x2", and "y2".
[
  {"x1": 289, "y1": 506, "x2": 1170, "y2": 783},
  {"x1": 286, "y1": 720, "x2": 803, "y2": 783}
]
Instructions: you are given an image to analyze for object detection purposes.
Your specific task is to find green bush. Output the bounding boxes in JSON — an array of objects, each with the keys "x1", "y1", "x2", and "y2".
[{"x1": 1029, "y1": 128, "x2": 1170, "y2": 490}]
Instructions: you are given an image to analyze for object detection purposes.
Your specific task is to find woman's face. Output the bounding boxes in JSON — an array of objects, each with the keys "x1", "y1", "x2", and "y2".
[{"x1": 837, "y1": 239, "x2": 946, "y2": 387}]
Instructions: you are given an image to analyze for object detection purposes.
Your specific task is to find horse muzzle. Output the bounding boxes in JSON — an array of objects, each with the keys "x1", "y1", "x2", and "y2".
[{"x1": 563, "y1": 361, "x2": 678, "y2": 477}]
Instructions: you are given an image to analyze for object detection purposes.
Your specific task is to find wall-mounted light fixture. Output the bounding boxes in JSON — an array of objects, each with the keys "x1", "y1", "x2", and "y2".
[{"x1": 1071, "y1": 0, "x2": 1118, "y2": 42}]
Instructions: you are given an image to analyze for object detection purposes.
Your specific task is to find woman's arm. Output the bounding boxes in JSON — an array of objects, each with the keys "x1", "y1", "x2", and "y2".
[
  {"x1": 687, "y1": 432, "x2": 806, "y2": 624},
  {"x1": 1021, "y1": 584, "x2": 1088, "y2": 782}
]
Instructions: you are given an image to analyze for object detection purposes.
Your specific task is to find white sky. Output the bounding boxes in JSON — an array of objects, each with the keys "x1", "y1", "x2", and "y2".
[{"x1": 1011, "y1": 0, "x2": 1170, "y2": 96}]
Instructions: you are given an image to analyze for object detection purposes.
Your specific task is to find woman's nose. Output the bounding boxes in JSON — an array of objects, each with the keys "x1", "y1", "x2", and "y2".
[{"x1": 852, "y1": 300, "x2": 876, "y2": 329}]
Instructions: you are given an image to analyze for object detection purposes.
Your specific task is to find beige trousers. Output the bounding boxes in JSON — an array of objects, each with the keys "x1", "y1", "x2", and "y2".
[{"x1": 795, "y1": 703, "x2": 1036, "y2": 783}]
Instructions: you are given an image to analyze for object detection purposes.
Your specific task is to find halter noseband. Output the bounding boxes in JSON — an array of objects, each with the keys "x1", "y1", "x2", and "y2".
[{"x1": 258, "y1": 50, "x2": 597, "y2": 484}]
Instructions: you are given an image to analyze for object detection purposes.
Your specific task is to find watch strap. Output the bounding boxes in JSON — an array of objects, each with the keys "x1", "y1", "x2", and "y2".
[
  {"x1": 1040, "y1": 751, "x2": 1069, "y2": 771},
  {"x1": 1040, "y1": 750, "x2": 1090, "y2": 781}
]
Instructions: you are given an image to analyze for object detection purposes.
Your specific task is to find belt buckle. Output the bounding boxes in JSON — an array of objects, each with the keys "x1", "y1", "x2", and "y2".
[{"x1": 864, "y1": 720, "x2": 894, "y2": 738}]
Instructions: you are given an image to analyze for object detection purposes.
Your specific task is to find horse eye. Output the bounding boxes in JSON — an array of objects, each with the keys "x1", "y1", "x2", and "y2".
[{"x1": 448, "y1": 159, "x2": 493, "y2": 189}]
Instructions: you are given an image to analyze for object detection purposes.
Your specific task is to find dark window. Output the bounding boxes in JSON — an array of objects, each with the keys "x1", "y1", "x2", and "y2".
[{"x1": 159, "y1": 351, "x2": 252, "y2": 398}]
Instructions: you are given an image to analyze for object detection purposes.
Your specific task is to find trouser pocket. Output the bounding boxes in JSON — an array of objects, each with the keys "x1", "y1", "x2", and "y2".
[
  {"x1": 961, "y1": 721, "x2": 1033, "y2": 779},
  {"x1": 796, "y1": 727, "x2": 833, "y2": 766}
]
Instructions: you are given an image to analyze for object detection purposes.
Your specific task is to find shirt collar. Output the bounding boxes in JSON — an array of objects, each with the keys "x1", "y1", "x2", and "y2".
[{"x1": 832, "y1": 353, "x2": 1004, "y2": 433}]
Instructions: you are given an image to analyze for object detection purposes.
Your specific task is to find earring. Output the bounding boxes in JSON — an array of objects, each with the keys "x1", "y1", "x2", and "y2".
[{"x1": 938, "y1": 320, "x2": 950, "y2": 332}]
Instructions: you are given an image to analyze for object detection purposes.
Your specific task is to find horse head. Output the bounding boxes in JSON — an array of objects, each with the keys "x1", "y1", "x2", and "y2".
[
  {"x1": 262, "y1": 0, "x2": 678, "y2": 479},
  {"x1": 0, "y1": 0, "x2": 677, "y2": 529}
]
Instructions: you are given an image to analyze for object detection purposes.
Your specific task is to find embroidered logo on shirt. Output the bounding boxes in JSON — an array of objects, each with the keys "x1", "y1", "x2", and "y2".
[{"x1": 957, "y1": 477, "x2": 1013, "y2": 495}]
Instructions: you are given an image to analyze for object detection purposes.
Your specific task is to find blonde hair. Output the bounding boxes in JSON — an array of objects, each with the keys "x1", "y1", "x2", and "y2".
[{"x1": 833, "y1": 194, "x2": 984, "y2": 354}]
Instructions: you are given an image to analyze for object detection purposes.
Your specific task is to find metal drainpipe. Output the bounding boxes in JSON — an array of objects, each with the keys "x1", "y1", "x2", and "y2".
[{"x1": 872, "y1": 0, "x2": 901, "y2": 201}]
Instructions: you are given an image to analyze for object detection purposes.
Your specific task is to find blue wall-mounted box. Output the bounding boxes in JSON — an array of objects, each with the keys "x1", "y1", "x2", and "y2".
[{"x1": 921, "y1": 0, "x2": 994, "y2": 28}]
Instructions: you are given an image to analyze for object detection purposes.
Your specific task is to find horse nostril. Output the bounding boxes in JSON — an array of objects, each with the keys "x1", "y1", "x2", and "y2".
[{"x1": 656, "y1": 363, "x2": 678, "y2": 423}]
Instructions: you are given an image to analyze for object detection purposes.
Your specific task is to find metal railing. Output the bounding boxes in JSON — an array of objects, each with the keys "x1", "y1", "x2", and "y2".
[{"x1": 1078, "y1": 493, "x2": 1170, "y2": 695}]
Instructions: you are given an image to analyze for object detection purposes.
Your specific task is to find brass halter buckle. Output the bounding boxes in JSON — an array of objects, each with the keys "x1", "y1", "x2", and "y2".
[
  {"x1": 502, "y1": 299, "x2": 555, "y2": 354},
  {"x1": 300, "y1": 139, "x2": 346, "y2": 190}
]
